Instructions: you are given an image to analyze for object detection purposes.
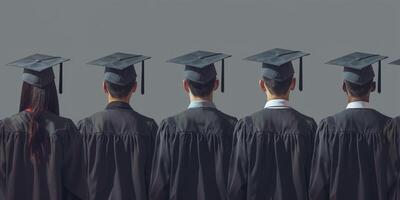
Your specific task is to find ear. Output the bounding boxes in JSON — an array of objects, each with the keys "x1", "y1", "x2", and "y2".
[
  {"x1": 370, "y1": 81, "x2": 376, "y2": 92},
  {"x1": 130, "y1": 82, "x2": 138, "y2": 94},
  {"x1": 183, "y1": 79, "x2": 190, "y2": 93},
  {"x1": 259, "y1": 79, "x2": 267, "y2": 92},
  {"x1": 103, "y1": 81, "x2": 108, "y2": 94},
  {"x1": 289, "y1": 78, "x2": 296, "y2": 91},
  {"x1": 342, "y1": 82, "x2": 347, "y2": 93},
  {"x1": 213, "y1": 79, "x2": 220, "y2": 91}
]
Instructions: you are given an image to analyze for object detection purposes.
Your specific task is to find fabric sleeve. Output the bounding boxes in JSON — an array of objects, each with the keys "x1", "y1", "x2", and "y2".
[
  {"x1": 149, "y1": 119, "x2": 171, "y2": 200},
  {"x1": 227, "y1": 119, "x2": 249, "y2": 200},
  {"x1": 145, "y1": 120, "x2": 158, "y2": 195},
  {"x1": 62, "y1": 120, "x2": 89, "y2": 200},
  {"x1": 309, "y1": 119, "x2": 331, "y2": 200},
  {"x1": 0, "y1": 121, "x2": 5, "y2": 200},
  {"x1": 76, "y1": 119, "x2": 90, "y2": 180},
  {"x1": 383, "y1": 118, "x2": 400, "y2": 200}
]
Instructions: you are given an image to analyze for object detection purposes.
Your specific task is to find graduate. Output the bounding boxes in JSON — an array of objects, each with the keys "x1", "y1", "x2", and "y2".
[
  {"x1": 0, "y1": 54, "x2": 88, "y2": 200},
  {"x1": 309, "y1": 52, "x2": 397, "y2": 200},
  {"x1": 382, "y1": 58, "x2": 400, "y2": 200},
  {"x1": 77, "y1": 52, "x2": 158, "y2": 200},
  {"x1": 149, "y1": 51, "x2": 237, "y2": 200},
  {"x1": 227, "y1": 48, "x2": 317, "y2": 200}
]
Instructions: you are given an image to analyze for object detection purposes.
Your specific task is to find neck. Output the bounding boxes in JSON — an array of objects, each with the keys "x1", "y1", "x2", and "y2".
[
  {"x1": 190, "y1": 94, "x2": 213, "y2": 103},
  {"x1": 267, "y1": 93, "x2": 289, "y2": 102},
  {"x1": 108, "y1": 96, "x2": 130, "y2": 104},
  {"x1": 347, "y1": 96, "x2": 369, "y2": 103}
]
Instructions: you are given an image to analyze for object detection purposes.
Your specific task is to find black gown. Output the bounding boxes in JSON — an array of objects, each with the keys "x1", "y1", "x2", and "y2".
[
  {"x1": 309, "y1": 108, "x2": 395, "y2": 200},
  {"x1": 149, "y1": 107, "x2": 237, "y2": 200},
  {"x1": 383, "y1": 116, "x2": 400, "y2": 200},
  {"x1": 0, "y1": 111, "x2": 88, "y2": 200},
  {"x1": 77, "y1": 101, "x2": 158, "y2": 200},
  {"x1": 227, "y1": 108, "x2": 317, "y2": 200}
]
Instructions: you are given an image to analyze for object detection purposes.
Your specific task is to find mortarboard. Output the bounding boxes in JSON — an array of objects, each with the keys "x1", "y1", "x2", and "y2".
[
  {"x1": 244, "y1": 48, "x2": 310, "y2": 91},
  {"x1": 326, "y1": 52, "x2": 388, "y2": 93},
  {"x1": 167, "y1": 50, "x2": 231, "y2": 92},
  {"x1": 389, "y1": 58, "x2": 400, "y2": 66},
  {"x1": 6, "y1": 54, "x2": 70, "y2": 94},
  {"x1": 87, "y1": 52, "x2": 151, "y2": 95}
]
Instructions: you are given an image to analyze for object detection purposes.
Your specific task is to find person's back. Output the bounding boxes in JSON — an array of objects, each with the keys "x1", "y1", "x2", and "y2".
[
  {"x1": 1, "y1": 111, "x2": 86, "y2": 200},
  {"x1": 78, "y1": 53, "x2": 157, "y2": 200},
  {"x1": 149, "y1": 50, "x2": 237, "y2": 200},
  {"x1": 228, "y1": 49, "x2": 316, "y2": 200},
  {"x1": 310, "y1": 52, "x2": 396, "y2": 200},
  {"x1": 78, "y1": 102, "x2": 157, "y2": 200},
  {"x1": 310, "y1": 108, "x2": 392, "y2": 199},
  {"x1": 229, "y1": 108, "x2": 316, "y2": 200},
  {"x1": 151, "y1": 107, "x2": 236, "y2": 200},
  {"x1": 0, "y1": 54, "x2": 87, "y2": 200}
]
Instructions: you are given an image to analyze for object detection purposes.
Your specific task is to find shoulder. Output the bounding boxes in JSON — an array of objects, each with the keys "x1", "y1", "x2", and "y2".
[
  {"x1": 390, "y1": 116, "x2": 400, "y2": 125},
  {"x1": 134, "y1": 112, "x2": 158, "y2": 129},
  {"x1": 215, "y1": 109, "x2": 238, "y2": 126},
  {"x1": 235, "y1": 115, "x2": 255, "y2": 134},
  {"x1": 290, "y1": 108, "x2": 318, "y2": 129}
]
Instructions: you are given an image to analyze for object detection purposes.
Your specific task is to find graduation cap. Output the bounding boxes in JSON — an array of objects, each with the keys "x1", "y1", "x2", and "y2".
[
  {"x1": 389, "y1": 58, "x2": 400, "y2": 66},
  {"x1": 6, "y1": 54, "x2": 70, "y2": 94},
  {"x1": 167, "y1": 51, "x2": 231, "y2": 92},
  {"x1": 244, "y1": 48, "x2": 310, "y2": 91},
  {"x1": 326, "y1": 52, "x2": 388, "y2": 93},
  {"x1": 87, "y1": 52, "x2": 151, "y2": 95}
]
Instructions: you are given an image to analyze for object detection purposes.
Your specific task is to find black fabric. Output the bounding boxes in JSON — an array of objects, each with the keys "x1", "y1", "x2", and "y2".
[
  {"x1": 309, "y1": 108, "x2": 395, "y2": 200},
  {"x1": 227, "y1": 108, "x2": 317, "y2": 200},
  {"x1": 22, "y1": 68, "x2": 55, "y2": 88},
  {"x1": 77, "y1": 101, "x2": 158, "y2": 200},
  {"x1": 0, "y1": 111, "x2": 88, "y2": 200},
  {"x1": 383, "y1": 117, "x2": 400, "y2": 200},
  {"x1": 149, "y1": 107, "x2": 237, "y2": 200}
]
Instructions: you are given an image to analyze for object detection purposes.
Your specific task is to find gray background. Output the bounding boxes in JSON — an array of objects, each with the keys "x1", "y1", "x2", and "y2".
[{"x1": 0, "y1": 0, "x2": 399, "y2": 124}]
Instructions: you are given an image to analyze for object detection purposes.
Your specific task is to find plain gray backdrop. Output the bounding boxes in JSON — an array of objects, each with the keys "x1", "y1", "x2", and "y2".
[{"x1": 0, "y1": 0, "x2": 399, "y2": 124}]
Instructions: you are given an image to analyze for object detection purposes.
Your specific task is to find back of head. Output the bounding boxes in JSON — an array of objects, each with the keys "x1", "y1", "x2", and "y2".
[
  {"x1": 263, "y1": 76, "x2": 293, "y2": 96},
  {"x1": 344, "y1": 80, "x2": 373, "y2": 98},
  {"x1": 187, "y1": 78, "x2": 216, "y2": 98},
  {"x1": 19, "y1": 81, "x2": 59, "y2": 162},
  {"x1": 105, "y1": 80, "x2": 136, "y2": 99}
]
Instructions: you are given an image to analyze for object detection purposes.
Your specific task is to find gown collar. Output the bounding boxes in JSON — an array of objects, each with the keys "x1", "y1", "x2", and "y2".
[
  {"x1": 264, "y1": 99, "x2": 290, "y2": 109},
  {"x1": 188, "y1": 100, "x2": 216, "y2": 109},
  {"x1": 346, "y1": 101, "x2": 371, "y2": 109},
  {"x1": 106, "y1": 101, "x2": 133, "y2": 111}
]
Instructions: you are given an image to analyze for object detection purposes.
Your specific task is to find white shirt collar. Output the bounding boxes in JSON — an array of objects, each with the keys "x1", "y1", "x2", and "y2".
[
  {"x1": 346, "y1": 101, "x2": 371, "y2": 109},
  {"x1": 264, "y1": 99, "x2": 290, "y2": 109},
  {"x1": 188, "y1": 100, "x2": 216, "y2": 109}
]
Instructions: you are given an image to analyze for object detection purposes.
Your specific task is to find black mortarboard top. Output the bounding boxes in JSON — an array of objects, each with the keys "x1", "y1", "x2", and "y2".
[
  {"x1": 326, "y1": 52, "x2": 388, "y2": 93},
  {"x1": 87, "y1": 52, "x2": 151, "y2": 95},
  {"x1": 244, "y1": 48, "x2": 310, "y2": 91},
  {"x1": 167, "y1": 50, "x2": 231, "y2": 92},
  {"x1": 6, "y1": 54, "x2": 70, "y2": 94},
  {"x1": 389, "y1": 58, "x2": 400, "y2": 66}
]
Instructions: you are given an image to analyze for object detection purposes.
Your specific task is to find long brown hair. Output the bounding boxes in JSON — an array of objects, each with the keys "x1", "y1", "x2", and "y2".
[{"x1": 19, "y1": 81, "x2": 59, "y2": 162}]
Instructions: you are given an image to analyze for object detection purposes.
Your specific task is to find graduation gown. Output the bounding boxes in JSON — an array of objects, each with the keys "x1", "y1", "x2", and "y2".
[
  {"x1": 149, "y1": 107, "x2": 237, "y2": 200},
  {"x1": 77, "y1": 101, "x2": 158, "y2": 200},
  {"x1": 0, "y1": 111, "x2": 88, "y2": 200},
  {"x1": 309, "y1": 108, "x2": 395, "y2": 200},
  {"x1": 383, "y1": 117, "x2": 400, "y2": 200},
  {"x1": 227, "y1": 108, "x2": 317, "y2": 200}
]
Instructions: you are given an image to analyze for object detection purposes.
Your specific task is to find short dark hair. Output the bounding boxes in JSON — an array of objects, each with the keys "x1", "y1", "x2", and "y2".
[
  {"x1": 263, "y1": 76, "x2": 293, "y2": 96},
  {"x1": 106, "y1": 81, "x2": 136, "y2": 98},
  {"x1": 344, "y1": 80, "x2": 373, "y2": 98},
  {"x1": 187, "y1": 79, "x2": 215, "y2": 97}
]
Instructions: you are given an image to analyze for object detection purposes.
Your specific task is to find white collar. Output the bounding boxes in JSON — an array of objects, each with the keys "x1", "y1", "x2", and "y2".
[
  {"x1": 264, "y1": 99, "x2": 290, "y2": 109},
  {"x1": 346, "y1": 101, "x2": 371, "y2": 109},
  {"x1": 188, "y1": 100, "x2": 216, "y2": 109}
]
